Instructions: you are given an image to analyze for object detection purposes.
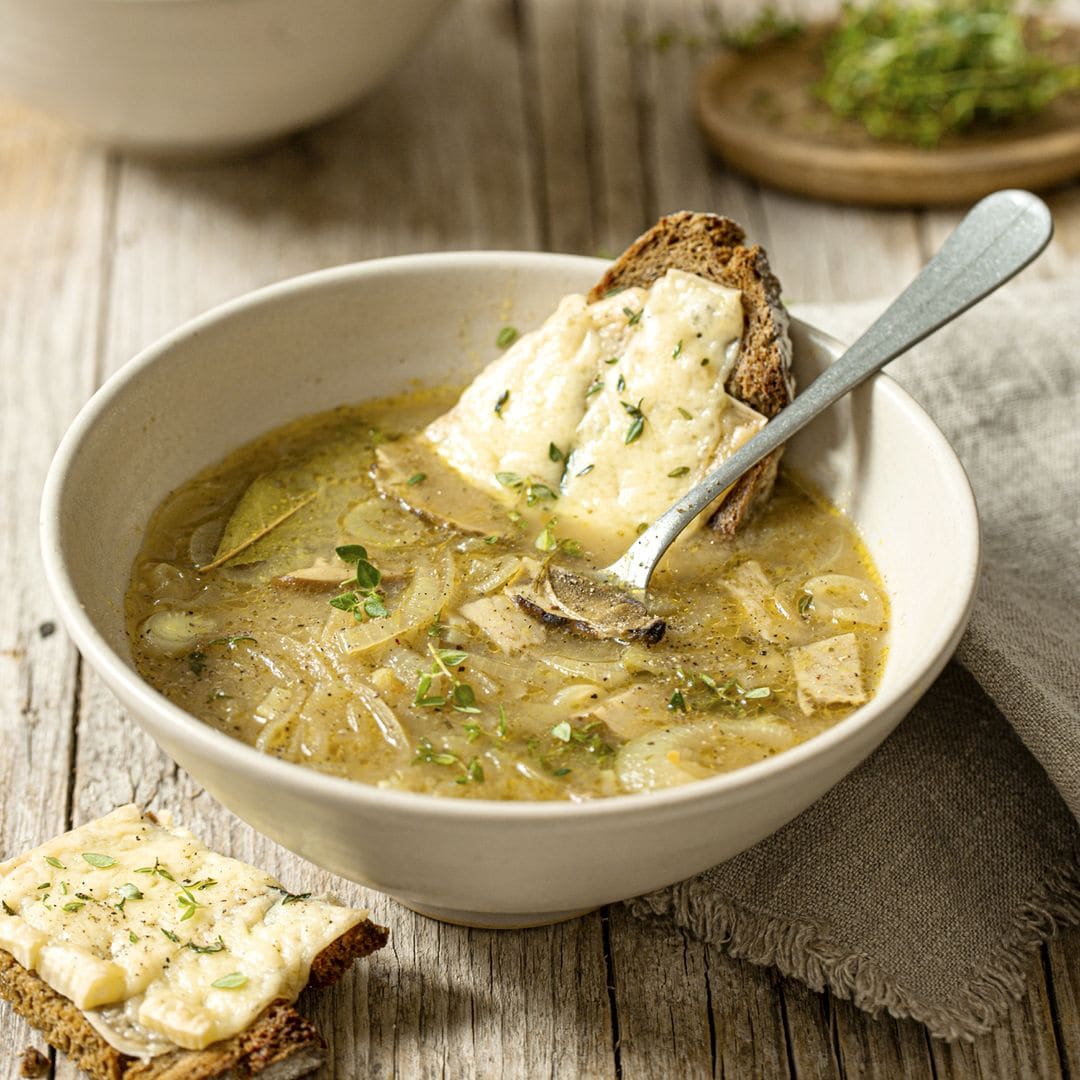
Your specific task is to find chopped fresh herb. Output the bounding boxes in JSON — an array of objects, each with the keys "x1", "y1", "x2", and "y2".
[
  {"x1": 450, "y1": 683, "x2": 480, "y2": 714},
  {"x1": 604, "y1": 356, "x2": 620, "y2": 365},
  {"x1": 331, "y1": 546, "x2": 388, "y2": 623},
  {"x1": 508, "y1": 510, "x2": 525, "y2": 529},
  {"x1": 413, "y1": 738, "x2": 460, "y2": 768},
  {"x1": 177, "y1": 886, "x2": 203, "y2": 921},
  {"x1": 636, "y1": 522, "x2": 649, "y2": 535},
  {"x1": 280, "y1": 891, "x2": 311, "y2": 905},
  {"x1": 621, "y1": 399, "x2": 647, "y2": 444},
  {"x1": 62, "y1": 902, "x2": 85, "y2": 913},
  {"x1": 1, "y1": 900, "x2": 14, "y2": 916},
  {"x1": 136, "y1": 859, "x2": 175, "y2": 881},
  {"x1": 190, "y1": 878, "x2": 218, "y2": 891},
  {"x1": 576, "y1": 464, "x2": 595, "y2": 477},
  {"x1": 494, "y1": 389, "x2": 510, "y2": 417},
  {"x1": 560, "y1": 538, "x2": 584, "y2": 557},
  {"x1": 426, "y1": 620, "x2": 445, "y2": 637},
  {"x1": 464, "y1": 723, "x2": 482, "y2": 743},
  {"x1": 36, "y1": 883, "x2": 49, "y2": 891},
  {"x1": 206, "y1": 635, "x2": 257, "y2": 649},
  {"x1": 467, "y1": 758, "x2": 485, "y2": 784},
  {"x1": 496, "y1": 471, "x2": 522, "y2": 490},
  {"x1": 798, "y1": 592, "x2": 814, "y2": 616},
  {"x1": 118, "y1": 883, "x2": 143, "y2": 900},
  {"x1": 496, "y1": 326, "x2": 519, "y2": 349},
  {"x1": 483, "y1": 535, "x2": 499, "y2": 545},
  {"x1": 616, "y1": 374, "x2": 626, "y2": 392},
  {"x1": 553, "y1": 767, "x2": 572, "y2": 777},
  {"x1": 212, "y1": 972, "x2": 248, "y2": 990},
  {"x1": 363, "y1": 595, "x2": 389, "y2": 619},
  {"x1": 551, "y1": 721, "x2": 572, "y2": 743},
  {"x1": 672, "y1": 340, "x2": 683, "y2": 358},
  {"x1": 162, "y1": 928, "x2": 181, "y2": 943},
  {"x1": 407, "y1": 472, "x2": 427, "y2": 486},
  {"x1": 668, "y1": 466, "x2": 691, "y2": 478},
  {"x1": 74, "y1": 892, "x2": 92, "y2": 901},
  {"x1": 623, "y1": 306, "x2": 644, "y2": 326},
  {"x1": 187, "y1": 935, "x2": 226, "y2": 954},
  {"x1": 59, "y1": 882, "x2": 68, "y2": 895},
  {"x1": 585, "y1": 379, "x2": 604, "y2": 399},
  {"x1": 413, "y1": 674, "x2": 447, "y2": 709},
  {"x1": 535, "y1": 524, "x2": 558, "y2": 552},
  {"x1": 677, "y1": 407, "x2": 693, "y2": 420},
  {"x1": 526, "y1": 482, "x2": 557, "y2": 506},
  {"x1": 668, "y1": 689, "x2": 688, "y2": 712},
  {"x1": 694, "y1": 673, "x2": 774, "y2": 709},
  {"x1": 548, "y1": 442, "x2": 565, "y2": 463},
  {"x1": 497, "y1": 705, "x2": 509, "y2": 738},
  {"x1": 82, "y1": 852, "x2": 116, "y2": 869},
  {"x1": 187, "y1": 651, "x2": 207, "y2": 676},
  {"x1": 129, "y1": 931, "x2": 139, "y2": 944},
  {"x1": 44, "y1": 856, "x2": 64, "y2": 870}
]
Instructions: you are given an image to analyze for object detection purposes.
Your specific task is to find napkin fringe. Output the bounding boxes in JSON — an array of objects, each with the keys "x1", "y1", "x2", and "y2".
[{"x1": 624, "y1": 854, "x2": 1080, "y2": 1041}]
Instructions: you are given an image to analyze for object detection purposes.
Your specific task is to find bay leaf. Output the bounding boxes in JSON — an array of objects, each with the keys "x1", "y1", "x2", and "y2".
[{"x1": 200, "y1": 475, "x2": 317, "y2": 572}]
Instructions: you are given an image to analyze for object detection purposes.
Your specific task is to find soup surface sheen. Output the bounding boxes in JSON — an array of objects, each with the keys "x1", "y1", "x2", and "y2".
[{"x1": 126, "y1": 390, "x2": 888, "y2": 801}]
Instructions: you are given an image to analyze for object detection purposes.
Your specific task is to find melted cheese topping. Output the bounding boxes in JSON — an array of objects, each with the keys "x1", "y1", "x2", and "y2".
[
  {"x1": 424, "y1": 269, "x2": 763, "y2": 550},
  {"x1": 0, "y1": 805, "x2": 367, "y2": 1055}
]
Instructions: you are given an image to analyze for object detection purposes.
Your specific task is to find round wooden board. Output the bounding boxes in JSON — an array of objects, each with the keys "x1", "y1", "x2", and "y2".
[{"x1": 696, "y1": 25, "x2": 1080, "y2": 207}]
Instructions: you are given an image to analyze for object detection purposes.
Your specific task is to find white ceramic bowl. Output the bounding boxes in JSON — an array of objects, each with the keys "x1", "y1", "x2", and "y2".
[
  {"x1": 0, "y1": 0, "x2": 448, "y2": 153},
  {"x1": 40, "y1": 253, "x2": 979, "y2": 927}
]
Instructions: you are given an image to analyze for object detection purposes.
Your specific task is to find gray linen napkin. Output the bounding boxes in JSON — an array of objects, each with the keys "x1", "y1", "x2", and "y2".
[{"x1": 625, "y1": 276, "x2": 1080, "y2": 1040}]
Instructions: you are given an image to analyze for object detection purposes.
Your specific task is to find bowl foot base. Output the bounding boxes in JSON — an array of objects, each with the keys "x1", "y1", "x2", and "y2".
[{"x1": 395, "y1": 899, "x2": 599, "y2": 929}]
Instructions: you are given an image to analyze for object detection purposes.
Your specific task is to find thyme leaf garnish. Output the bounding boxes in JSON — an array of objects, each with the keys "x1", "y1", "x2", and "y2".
[{"x1": 330, "y1": 545, "x2": 388, "y2": 622}]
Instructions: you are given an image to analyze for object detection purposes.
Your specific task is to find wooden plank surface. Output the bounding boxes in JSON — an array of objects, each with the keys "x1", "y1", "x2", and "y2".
[{"x1": 2, "y1": 0, "x2": 1079, "y2": 1076}]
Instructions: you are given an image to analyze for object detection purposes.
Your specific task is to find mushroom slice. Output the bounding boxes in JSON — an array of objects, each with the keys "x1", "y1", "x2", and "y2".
[
  {"x1": 273, "y1": 557, "x2": 351, "y2": 592},
  {"x1": 513, "y1": 563, "x2": 665, "y2": 644},
  {"x1": 374, "y1": 436, "x2": 512, "y2": 537}
]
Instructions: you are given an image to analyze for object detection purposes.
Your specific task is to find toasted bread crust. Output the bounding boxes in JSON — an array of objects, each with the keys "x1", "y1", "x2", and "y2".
[
  {"x1": 0, "y1": 915, "x2": 388, "y2": 1080},
  {"x1": 588, "y1": 212, "x2": 794, "y2": 534}
]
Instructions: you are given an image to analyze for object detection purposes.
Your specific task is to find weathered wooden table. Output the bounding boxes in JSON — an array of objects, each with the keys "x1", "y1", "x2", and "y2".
[{"x1": 2, "y1": 2, "x2": 1079, "y2": 1076}]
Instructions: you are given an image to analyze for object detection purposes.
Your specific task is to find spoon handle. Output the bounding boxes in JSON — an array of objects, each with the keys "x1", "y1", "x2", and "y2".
[{"x1": 609, "y1": 188, "x2": 1054, "y2": 592}]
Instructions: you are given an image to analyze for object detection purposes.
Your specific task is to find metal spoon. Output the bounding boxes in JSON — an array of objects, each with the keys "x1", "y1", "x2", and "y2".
[{"x1": 514, "y1": 189, "x2": 1053, "y2": 642}]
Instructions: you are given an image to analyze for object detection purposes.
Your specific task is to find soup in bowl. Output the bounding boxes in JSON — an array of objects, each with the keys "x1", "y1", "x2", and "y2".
[{"x1": 40, "y1": 253, "x2": 978, "y2": 926}]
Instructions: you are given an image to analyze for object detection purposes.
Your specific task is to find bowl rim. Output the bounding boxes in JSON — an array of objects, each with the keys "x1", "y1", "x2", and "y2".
[{"x1": 40, "y1": 250, "x2": 980, "y2": 823}]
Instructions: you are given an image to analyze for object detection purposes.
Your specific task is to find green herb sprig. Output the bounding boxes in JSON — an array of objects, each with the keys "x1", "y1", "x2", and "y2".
[
  {"x1": 495, "y1": 472, "x2": 559, "y2": 507},
  {"x1": 329, "y1": 545, "x2": 388, "y2": 621},
  {"x1": 817, "y1": 0, "x2": 1080, "y2": 147}
]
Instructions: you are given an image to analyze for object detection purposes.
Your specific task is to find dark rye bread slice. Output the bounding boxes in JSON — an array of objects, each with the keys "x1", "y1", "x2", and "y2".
[
  {"x1": 0, "y1": 918, "x2": 388, "y2": 1080},
  {"x1": 587, "y1": 211, "x2": 794, "y2": 535}
]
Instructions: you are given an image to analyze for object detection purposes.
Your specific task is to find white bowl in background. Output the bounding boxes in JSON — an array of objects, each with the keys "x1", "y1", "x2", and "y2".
[
  {"x1": 0, "y1": 0, "x2": 448, "y2": 153},
  {"x1": 40, "y1": 253, "x2": 979, "y2": 927}
]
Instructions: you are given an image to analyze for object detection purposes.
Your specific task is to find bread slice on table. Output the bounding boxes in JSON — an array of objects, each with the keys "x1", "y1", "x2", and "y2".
[
  {"x1": 587, "y1": 211, "x2": 794, "y2": 534},
  {"x1": 0, "y1": 806, "x2": 388, "y2": 1080}
]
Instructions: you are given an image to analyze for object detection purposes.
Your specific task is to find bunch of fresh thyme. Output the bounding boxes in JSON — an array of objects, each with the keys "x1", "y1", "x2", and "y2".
[{"x1": 816, "y1": 0, "x2": 1080, "y2": 146}]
